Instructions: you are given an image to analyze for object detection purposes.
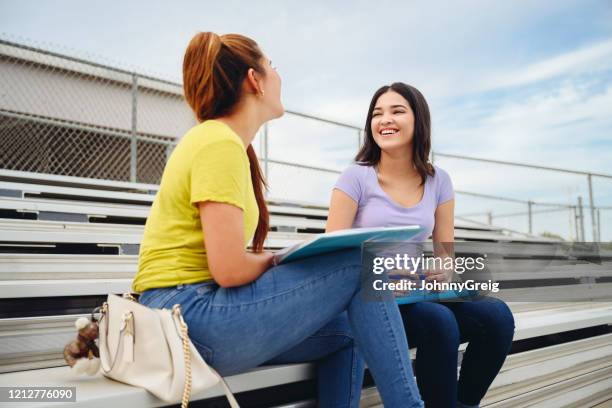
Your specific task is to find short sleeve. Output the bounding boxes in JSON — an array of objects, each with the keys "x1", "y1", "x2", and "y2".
[
  {"x1": 334, "y1": 164, "x2": 364, "y2": 204},
  {"x1": 190, "y1": 140, "x2": 248, "y2": 210},
  {"x1": 436, "y1": 167, "x2": 454, "y2": 206}
]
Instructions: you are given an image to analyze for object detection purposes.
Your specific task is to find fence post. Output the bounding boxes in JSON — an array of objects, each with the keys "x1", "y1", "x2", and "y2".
[
  {"x1": 487, "y1": 211, "x2": 492, "y2": 226},
  {"x1": 587, "y1": 174, "x2": 597, "y2": 241},
  {"x1": 596, "y1": 208, "x2": 601, "y2": 242},
  {"x1": 527, "y1": 201, "x2": 533, "y2": 234},
  {"x1": 130, "y1": 73, "x2": 138, "y2": 183},
  {"x1": 568, "y1": 206, "x2": 574, "y2": 241},
  {"x1": 572, "y1": 206, "x2": 579, "y2": 241},
  {"x1": 578, "y1": 196, "x2": 585, "y2": 241}
]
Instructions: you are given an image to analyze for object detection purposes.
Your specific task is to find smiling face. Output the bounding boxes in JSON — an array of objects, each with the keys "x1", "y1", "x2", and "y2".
[{"x1": 370, "y1": 90, "x2": 415, "y2": 154}]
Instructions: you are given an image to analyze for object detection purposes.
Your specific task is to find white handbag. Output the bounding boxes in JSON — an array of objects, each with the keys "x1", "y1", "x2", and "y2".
[{"x1": 98, "y1": 293, "x2": 239, "y2": 408}]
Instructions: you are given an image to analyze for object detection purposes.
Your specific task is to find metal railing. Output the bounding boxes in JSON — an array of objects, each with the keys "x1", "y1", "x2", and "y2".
[
  {"x1": 433, "y1": 152, "x2": 611, "y2": 242},
  {"x1": 0, "y1": 36, "x2": 610, "y2": 241}
]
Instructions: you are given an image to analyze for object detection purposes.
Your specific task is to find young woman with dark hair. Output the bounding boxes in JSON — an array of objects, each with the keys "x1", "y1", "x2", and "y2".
[
  {"x1": 327, "y1": 82, "x2": 516, "y2": 408},
  {"x1": 131, "y1": 34, "x2": 425, "y2": 408}
]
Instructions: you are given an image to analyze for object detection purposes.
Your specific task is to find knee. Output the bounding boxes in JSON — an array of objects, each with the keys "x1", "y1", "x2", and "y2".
[
  {"x1": 407, "y1": 303, "x2": 460, "y2": 348},
  {"x1": 477, "y1": 298, "x2": 516, "y2": 342}
]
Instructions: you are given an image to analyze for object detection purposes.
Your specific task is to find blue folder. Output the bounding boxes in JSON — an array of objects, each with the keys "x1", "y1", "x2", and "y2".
[
  {"x1": 393, "y1": 271, "x2": 478, "y2": 304},
  {"x1": 274, "y1": 226, "x2": 478, "y2": 303},
  {"x1": 274, "y1": 225, "x2": 423, "y2": 265},
  {"x1": 394, "y1": 287, "x2": 476, "y2": 304}
]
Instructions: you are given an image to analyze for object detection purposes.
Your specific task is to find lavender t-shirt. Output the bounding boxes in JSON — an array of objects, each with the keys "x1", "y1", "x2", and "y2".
[{"x1": 334, "y1": 164, "x2": 454, "y2": 242}]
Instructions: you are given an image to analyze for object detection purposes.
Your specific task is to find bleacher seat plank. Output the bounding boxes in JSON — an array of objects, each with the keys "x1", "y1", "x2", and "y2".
[
  {"x1": 511, "y1": 302, "x2": 612, "y2": 340},
  {"x1": 0, "y1": 362, "x2": 314, "y2": 407},
  {"x1": 0, "y1": 169, "x2": 160, "y2": 193},
  {"x1": 0, "y1": 279, "x2": 132, "y2": 298},
  {"x1": 483, "y1": 333, "x2": 612, "y2": 405}
]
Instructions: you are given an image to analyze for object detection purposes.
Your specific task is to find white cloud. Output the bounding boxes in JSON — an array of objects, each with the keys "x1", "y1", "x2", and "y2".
[
  {"x1": 435, "y1": 78, "x2": 612, "y2": 170},
  {"x1": 482, "y1": 39, "x2": 612, "y2": 90}
]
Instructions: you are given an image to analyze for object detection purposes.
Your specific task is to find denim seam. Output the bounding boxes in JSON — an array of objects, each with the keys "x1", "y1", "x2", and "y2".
[
  {"x1": 140, "y1": 288, "x2": 169, "y2": 306},
  {"x1": 376, "y1": 297, "x2": 415, "y2": 401},
  {"x1": 308, "y1": 331, "x2": 353, "y2": 337},
  {"x1": 143, "y1": 287, "x2": 183, "y2": 309},
  {"x1": 349, "y1": 343, "x2": 356, "y2": 408},
  {"x1": 209, "y1": 263, "x2": 362, "y2": 308}
]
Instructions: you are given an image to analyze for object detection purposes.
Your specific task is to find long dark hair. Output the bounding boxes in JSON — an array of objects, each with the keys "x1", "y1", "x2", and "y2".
[
  {"x1": 355, "y1": 82, "x2": 434, "y2": 185},
  {"x1": 182, "y1": 32, "x2": 269, "y2": 252}
]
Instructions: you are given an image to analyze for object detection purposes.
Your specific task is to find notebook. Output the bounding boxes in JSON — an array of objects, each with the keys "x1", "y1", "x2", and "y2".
[{"x1": 273, "y1": 225, "x2": 422, "y2": 265}]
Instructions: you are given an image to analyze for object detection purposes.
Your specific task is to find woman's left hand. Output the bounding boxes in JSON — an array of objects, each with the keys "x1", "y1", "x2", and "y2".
[{"x1": 424, "y1": 267, "x2": 452, "y2": 292}]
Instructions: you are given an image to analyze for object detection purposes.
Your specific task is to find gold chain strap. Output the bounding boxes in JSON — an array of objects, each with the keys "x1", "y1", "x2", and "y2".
[{"x1": 173, "y1": 304, "x2": 192, "y2": 408}]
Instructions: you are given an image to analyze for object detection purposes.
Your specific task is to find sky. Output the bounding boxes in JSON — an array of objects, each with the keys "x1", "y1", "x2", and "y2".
[{"x1": 1, "y1": 0, "x2": 611, "y2": 240}]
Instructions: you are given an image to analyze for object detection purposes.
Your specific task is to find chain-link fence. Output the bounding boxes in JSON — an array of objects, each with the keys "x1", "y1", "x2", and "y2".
[
  {"x1": 0, "y1": 38, "x2": 188, "y2": 183},
  {"x1": 1, "y1": 37, "x2": 610, "y2": 241}
]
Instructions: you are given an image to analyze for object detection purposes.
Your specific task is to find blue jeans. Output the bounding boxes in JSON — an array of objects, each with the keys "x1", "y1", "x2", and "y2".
[
  {"x1": 401, "y1": 296, "x2": 515, "y2": 408},
  {"x1": 138, "y1": 248, "x2": 424, "y2": 408}
]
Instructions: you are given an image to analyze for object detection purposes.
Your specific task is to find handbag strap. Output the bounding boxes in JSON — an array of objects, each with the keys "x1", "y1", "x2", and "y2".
[
  {"x1": 173, "y1": 304, "x2": 239, "y2": 408},
  {"x1": 97, "y1": 302, "x2": 126, "y2": 374},
  {"x1": 212, "y1": 368, "x2": 240, "y2": 408},
  {"x1": 174, "y1": 304, "x2": 192, "y2": 408}
]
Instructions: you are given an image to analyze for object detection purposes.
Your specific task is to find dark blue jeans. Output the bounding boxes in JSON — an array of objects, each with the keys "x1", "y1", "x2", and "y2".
[{"x1": 400, "y1": 296, "x2": 515, "y2": 408}]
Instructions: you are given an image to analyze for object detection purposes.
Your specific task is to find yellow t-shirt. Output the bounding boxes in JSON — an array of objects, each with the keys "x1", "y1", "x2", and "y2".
[{"x1": 131, "y1": 120, "x2": 259, "y2": 293}]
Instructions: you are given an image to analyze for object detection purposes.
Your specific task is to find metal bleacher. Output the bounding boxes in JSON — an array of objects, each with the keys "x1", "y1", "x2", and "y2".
[{"x1": 0, "y1": 168, "x2": 611, "y2": 407}]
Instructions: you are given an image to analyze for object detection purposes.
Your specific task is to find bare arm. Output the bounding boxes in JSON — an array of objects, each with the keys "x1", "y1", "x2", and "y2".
[
  {"x1": 432, "y1": 199, "x2": 455, "y2": 243},
  {"x1": 427, "y1": 199, "x2": 455, "y2": 284},
  {"x1": 198, "y1": 201, "x2": 273, "y2": 288},
  {"x1": 325, "y1": 189, "x2": 358, "y2": 233}
]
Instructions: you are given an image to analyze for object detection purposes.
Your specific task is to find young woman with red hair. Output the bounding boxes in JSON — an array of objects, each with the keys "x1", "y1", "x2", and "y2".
[{"x1": 131, "y1": 33, "x2": 424, "y2": 408}]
